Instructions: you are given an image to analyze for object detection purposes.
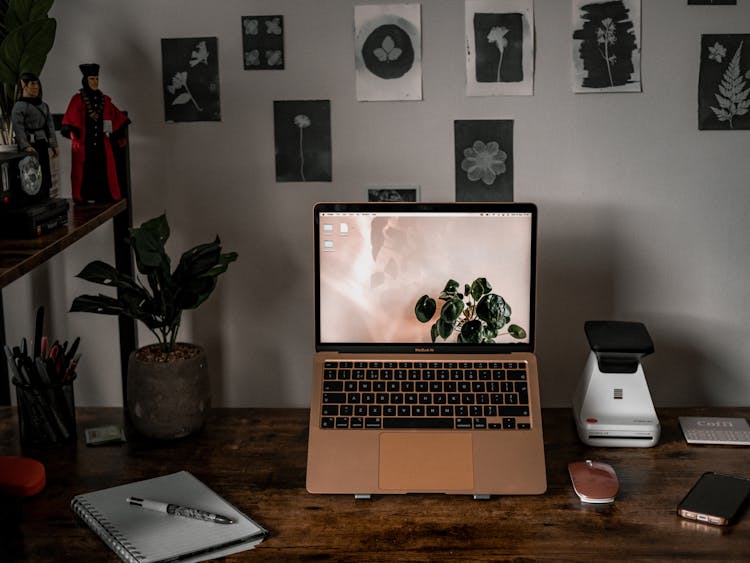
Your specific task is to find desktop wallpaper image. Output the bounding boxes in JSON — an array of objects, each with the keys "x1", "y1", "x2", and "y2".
[{"x1": 319, "y1": 213, "x2": 532, "y2": 344}]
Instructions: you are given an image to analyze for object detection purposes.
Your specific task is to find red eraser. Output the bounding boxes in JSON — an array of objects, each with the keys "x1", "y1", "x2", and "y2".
[{"x1": 0, "y1": 456, "x2": 46, "y2": 497}]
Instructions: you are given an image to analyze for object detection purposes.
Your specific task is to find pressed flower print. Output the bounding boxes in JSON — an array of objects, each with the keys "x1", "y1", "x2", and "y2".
[
  {"x1": 354, "y1": 4, "x2": 422, "y2": 101},
  {"x1": 274, "y1": 101, "x2": 331, "y2": 182},
  {"x1": 699, "y1": 34, "x2": 750, "y2": 130},
  {"x1": 465, "y1": 0, "x2": 534, "y2": 97},
  {"x1": 242, "y1": 15, "x2": 285, "y2": 70},
  {"x1": 461, "y1": 141, "x2": 508, "y2": 186},
  {"x1": 454, "y1": 120, "x2": 514, "y2": 202},
  {"x1": 161, "y1": 37, "x2": 220, "y2": 122},
  {"x1": 572, "y1": 0, "x2": 641, "y2": 93}
]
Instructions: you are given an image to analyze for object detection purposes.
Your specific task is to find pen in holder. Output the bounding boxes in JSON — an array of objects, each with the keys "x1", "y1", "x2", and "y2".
[
  {"x1": 12, "y1": 374, "x2": 78, "y2": 445},
  {"x1": 5, "y1": 314, "x2": 82, "y2": 446}
]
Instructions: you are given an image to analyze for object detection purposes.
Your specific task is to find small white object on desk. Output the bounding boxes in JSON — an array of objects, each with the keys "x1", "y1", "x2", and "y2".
[{"x1": 679, "y1": 417, "x2": 750, "y2": 446}]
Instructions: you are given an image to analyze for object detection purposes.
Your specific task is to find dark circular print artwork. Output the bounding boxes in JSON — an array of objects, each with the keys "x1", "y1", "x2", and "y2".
[{"x1": 361, "y1": 24, "x2": 414, "y2": 79}]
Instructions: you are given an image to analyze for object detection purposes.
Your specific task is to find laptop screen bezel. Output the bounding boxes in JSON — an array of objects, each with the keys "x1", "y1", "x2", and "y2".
[{"x1": 314, "y1": 202, "x2": 537, "y2": 354}]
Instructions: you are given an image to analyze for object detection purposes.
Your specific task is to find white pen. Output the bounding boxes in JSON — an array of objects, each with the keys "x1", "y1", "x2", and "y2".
[{"x1": 126, "y1": 497, "x2": 235, "y2": 524}]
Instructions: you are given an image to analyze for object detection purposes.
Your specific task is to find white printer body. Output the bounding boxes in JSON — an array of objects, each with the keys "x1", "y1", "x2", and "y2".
[{"x1": 572, "y1": 321, "x2": 660, "y2": 448}]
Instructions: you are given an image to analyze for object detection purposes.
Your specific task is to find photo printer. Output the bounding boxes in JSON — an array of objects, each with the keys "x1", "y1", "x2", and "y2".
[{"x1": 572, "y1": 321, "x2": 660, "y2": 448}]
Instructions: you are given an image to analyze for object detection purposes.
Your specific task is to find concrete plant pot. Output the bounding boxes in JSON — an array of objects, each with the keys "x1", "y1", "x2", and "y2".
[{"x1": 126, "y1": 343, "x2": 210, "y2": 439}]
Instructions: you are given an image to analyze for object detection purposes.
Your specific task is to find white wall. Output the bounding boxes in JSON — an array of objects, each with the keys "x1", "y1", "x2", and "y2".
[{"x1": 4, "y1": 0, "x2": 749, "y2": 407}]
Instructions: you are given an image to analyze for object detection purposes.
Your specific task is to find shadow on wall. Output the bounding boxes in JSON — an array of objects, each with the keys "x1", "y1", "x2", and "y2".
[
  {"x1": 191, "y1": 217, "x2": 311, "y2": 407},
  {"x1": 535, "y1": 202, "x2": 720, "y2": 408},
  {"x1": 645, "y1": 317, "x2": 727, "y2": 408},
  {"x1": 535, "y1": 203, "x2": 620, "y2": 408},
  {"x1": 193, "y1": 290, "x2": 227, "y2": 409}
]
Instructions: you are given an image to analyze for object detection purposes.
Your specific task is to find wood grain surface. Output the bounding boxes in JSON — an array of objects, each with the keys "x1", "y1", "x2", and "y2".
[
  {"x1": 0, "y1": 199, "x2": 126, "y2": 288},
  {"x1": 2, "y1": 406, "x2": 749, "y2": 561}
]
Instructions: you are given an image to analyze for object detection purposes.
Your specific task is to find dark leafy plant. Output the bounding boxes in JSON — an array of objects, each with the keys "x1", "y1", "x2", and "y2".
[
  {"x1": 0, "y1": 0, "x2": 57, "y2": 144},
  {"x1": 70, "y1": 214, "x2": 238, "y2": 353},
  {"x1": 414, "y1": 277, "x2": 526, "y2": 344}
]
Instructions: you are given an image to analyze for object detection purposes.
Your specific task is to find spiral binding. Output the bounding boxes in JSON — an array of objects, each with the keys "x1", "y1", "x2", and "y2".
[{"x1": 71, "y1": 497, "x2": 146, "y2": 562}]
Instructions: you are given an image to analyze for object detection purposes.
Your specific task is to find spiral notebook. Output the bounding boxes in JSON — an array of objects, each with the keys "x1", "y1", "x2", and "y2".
[{"x1": 71, "y1": 471, "x2": 268, "y2": 563}]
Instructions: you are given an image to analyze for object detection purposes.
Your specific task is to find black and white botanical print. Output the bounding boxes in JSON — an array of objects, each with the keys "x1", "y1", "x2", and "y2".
[
  {"x1": 699, "y1": 34, "x2": 750, "y2": 130},
  {"x1": 354, "y1": 4, "x2": 422, "y2": 101},
  {"x1": 242, "y1": 15, "x2": 284, "y2": 70},
  {"x1": 274, "y1": 100, "x2": 331, "y2": 182},
  {"x1": 454, "y1": 120, "x2": 513, "y2": 202},
  {"x1": 162, "y1": 37, "x2": 221, "y2": 122},
  {"x1": 366, "y1": 185, "x2": 420, "y2": 201},
  {"x1": 572, "y1": 0, "x2": 641, "y2": 93},
  {"x1": 465, "y1": 0, "x2": 534, "y2": 96}
]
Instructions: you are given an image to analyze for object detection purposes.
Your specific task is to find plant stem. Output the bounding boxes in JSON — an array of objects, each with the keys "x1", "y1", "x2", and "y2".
[
  {"x1": 497, "y1": 50, "x2": 504, "y2": 82},
  {"x1": 604, "y1": 42, "x2": 613, "y2": 87},
  {"x1": 299, "y1": 129, "x2": 306, "y2": 181},
  {"x1": 183, "y1": 83, "x2": 203, "y2": 111}
]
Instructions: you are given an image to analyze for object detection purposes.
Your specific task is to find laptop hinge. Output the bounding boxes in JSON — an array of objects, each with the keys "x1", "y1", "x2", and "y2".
[
  {"x1": 354, "y1": 494, "x2": 372, "y2": 500},
  {"x1": 473, "y1": 494, "x2": 491, "y2": 500}
]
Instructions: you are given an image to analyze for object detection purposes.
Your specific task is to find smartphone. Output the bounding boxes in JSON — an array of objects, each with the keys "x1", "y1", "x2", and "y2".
[{"x1": 677, "y1": 472, "x2": 750, "y2": 525}]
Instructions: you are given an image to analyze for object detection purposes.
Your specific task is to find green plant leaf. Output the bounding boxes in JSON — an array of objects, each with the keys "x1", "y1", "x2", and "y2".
[
  {"x1": 483, "y1": 321, "x2": 499, "y2": 340},
  {"x1": 430, "y1": 322, "x2": 439, "y2": 343},
  {"x1": 5, "y1": 0, "x2": 54, "y2": 30},
  {"x1": 443, "y1": 279, "x2": 459, "y2": 293},
  {"x1": 174, "y1": 238, "x2": 222, "y2": 278},
  {"x1": 70, "y1": 294, "x2": 125, "y2": 316},
  {"x1": 75, "y1": 260, "x2": 142, "y2": 292},
  {"x1": 0, "y1": 17, "x2": 55, "y2": 83},
  {"x1": 436, "y1": 317, "x2": 453, "y2": 339},
  {"x1": 440, "y1": 297, "x2": 464, "y2": 324},
  {"x1": 470, "y1": 277, "x2": 492, "y2": 301},
  {"x1": 476, "y1": 293, "x2": 510, "y2": 328},
  {"x1": 459, "y1": 319, "x2": 483, "y2": 343},
  {"x1": 439, "y1": 279, "x2": 461, "y2": 300},
  {"x1": 415, "y1": 295, "x2": 436, "y2": 323},
  {"x1": 71, "y1": 213, "x2": 237, "y2": 352},
  {"x1": 508, "y1": 324, "x2": 527, "y2": 339},
  {"x1": 128, "y1": 214, "x2": 170, "y2": 272},
  {"x1": 172, "y1": 237, "x2": 238, "y2": 310}
]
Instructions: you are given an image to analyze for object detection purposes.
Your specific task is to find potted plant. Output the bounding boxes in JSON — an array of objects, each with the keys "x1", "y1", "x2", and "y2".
[
  {"x1": 0, "y1": 0, "x2": 57, "y2": 148},
  {"x1": 70, "y1": 213, "x2": 237, "y2": 439}
]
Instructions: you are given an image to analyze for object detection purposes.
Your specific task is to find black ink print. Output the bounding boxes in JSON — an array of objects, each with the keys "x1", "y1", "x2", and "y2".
[
  {"x1": 368, "y1": 188, "x2": 418, "y2": 202},
  {"x1": 454, "y1": 120, "x2": 513, "y2": 202},
  {"x1": 162, "y1": 37, "x2": 221, "y2": 122},
  {"x1": 699, "y1": 34, "x2": 750, "y2": 130},
  {"x1": 274, "y1": 100, "x2": 332, "y2": 182},
  {"x1": 361, "y1": 24, "x2": 415, "y2": 79},
  {"x1": 473, "y1": 13, "x2": 524, "y2": 83},
  {"x1": 242, "y1": 15, "x2": 285, "y2": 70},
  {"x1": 573, "y1": 1, "x2": 637, "y2": 89}
]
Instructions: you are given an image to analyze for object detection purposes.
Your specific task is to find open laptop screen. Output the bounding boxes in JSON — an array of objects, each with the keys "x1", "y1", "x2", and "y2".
[{"x1": 315, "y1": 202, "x2": 536, "y2": 353}]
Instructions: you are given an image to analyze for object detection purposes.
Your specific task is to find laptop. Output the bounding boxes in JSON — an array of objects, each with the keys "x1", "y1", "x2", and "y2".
[{"x1": 306, "y1": 202, "x2": 546, "y2": 497}]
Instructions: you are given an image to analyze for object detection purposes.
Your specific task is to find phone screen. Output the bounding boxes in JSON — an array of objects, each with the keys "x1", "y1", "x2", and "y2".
[{"x1": 678, "y1": 472, "x2": 750, "y2": 525}]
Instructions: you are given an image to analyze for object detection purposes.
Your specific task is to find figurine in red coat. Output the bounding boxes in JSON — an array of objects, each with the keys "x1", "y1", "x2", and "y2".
[{"x1": 61, "y1": 64, "x2": 130, "y2": 202}]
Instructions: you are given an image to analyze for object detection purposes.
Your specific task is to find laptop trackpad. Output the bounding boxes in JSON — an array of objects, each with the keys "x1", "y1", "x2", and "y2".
[{"x1": 379, "y1": 433, "x2": 474, "y2": 491}]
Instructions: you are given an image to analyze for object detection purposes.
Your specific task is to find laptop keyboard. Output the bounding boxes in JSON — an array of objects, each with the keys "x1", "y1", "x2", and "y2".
[{"x1": 320, "y1": 361, "x2": 531, "y2": 430}]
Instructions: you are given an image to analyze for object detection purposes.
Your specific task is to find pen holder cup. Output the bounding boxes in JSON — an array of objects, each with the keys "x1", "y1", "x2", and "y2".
[{"x1": 13, "y1": 375, "x2": 77, "y2": 445}]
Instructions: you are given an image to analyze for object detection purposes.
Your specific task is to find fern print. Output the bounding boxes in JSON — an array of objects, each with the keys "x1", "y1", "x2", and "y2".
[{"x1": 710, "y1": 41, "x2": 750, "y2": 129}]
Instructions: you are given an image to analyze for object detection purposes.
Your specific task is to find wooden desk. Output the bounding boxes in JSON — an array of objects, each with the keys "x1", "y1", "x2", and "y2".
[
  {"x1": 2, "y1": 407, "x2": 749, "y2": 561},
  {"x1": 0, "y1": 200, "x2": 136, "y2": 405}
]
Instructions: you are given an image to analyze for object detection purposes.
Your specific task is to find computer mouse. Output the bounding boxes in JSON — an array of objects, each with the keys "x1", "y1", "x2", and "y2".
[{"x1": 568, "y1": 460, "x2": 618, "y2": 504}]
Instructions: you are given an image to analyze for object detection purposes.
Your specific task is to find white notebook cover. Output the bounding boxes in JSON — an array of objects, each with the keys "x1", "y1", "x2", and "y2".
[{"x1": 71, "y1": 471, "x2": 267, "y2": 563}]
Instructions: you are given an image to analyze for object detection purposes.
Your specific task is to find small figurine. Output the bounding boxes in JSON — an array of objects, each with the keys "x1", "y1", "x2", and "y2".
[
  {"x1": 61, "y1": 64, "x2": 130, "y2": 203},
  {"x1": 10, "y1": 72, "x2": 59, "y2": 199}
]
